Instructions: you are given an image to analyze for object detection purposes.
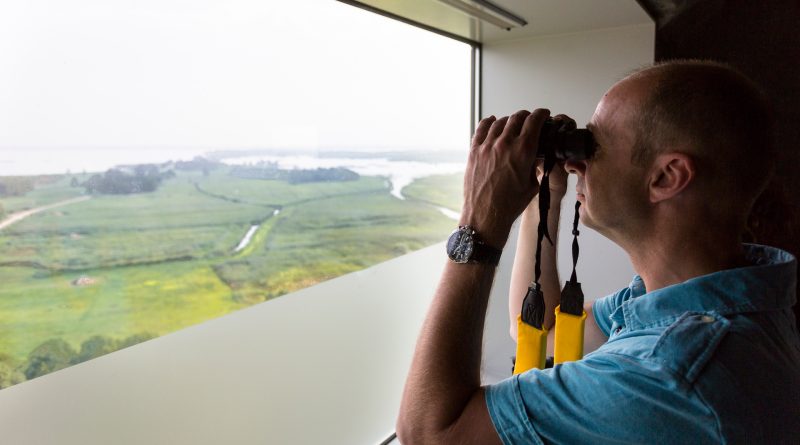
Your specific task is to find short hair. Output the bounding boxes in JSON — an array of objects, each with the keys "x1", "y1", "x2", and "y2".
[{"x1": 627, "y1": 60, "x2": 775, "y2": 214}]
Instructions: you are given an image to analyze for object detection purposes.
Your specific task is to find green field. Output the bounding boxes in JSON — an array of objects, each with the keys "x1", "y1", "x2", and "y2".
[
  {"x1": 0, "y1": 175, "x2": 86, "y2": 214},
  {"x1": 0, "y1": 166, "x2": 463, "y2": 388},
  {"x1": 403, "y1": 173, "x2": 464, "y2": 212}
]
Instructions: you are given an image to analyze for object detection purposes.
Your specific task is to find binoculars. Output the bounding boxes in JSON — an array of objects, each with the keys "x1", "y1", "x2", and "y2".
[{"x1": 537, "y1": 118, "x2": 596, "y2": 161}]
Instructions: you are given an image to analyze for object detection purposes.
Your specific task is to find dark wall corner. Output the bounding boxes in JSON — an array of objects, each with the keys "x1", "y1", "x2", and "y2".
[{"x1": 645, "y1": 0, "x2": 800, "y2": 326}]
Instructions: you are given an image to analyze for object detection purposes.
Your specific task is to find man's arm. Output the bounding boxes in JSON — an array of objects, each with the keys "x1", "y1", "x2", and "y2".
[
  {"x1": 397, "y1": 262, "x2": 502, "y2": 445},
  {"x1": 583, "y1": 302, "x2": 609, "y2": 354},
  {"x1": 510, "y1": 195, "x2": 608, "y2": 356},
  {"x1": 396, "y1": 109, "x2": 550, "y2": 445},
  {"x1": 508, "y1": 169, "x2": 566, "y2": 339}
]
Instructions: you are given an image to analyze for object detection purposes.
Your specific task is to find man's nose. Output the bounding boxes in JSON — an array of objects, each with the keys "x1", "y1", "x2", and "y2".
[{"x1": 565, "y1": 159, "x2": 586, "y2": 176}]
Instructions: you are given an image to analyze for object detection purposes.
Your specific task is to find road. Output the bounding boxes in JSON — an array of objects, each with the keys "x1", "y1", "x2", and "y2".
[{"x1": 0, "y1": 196, "x2": 92, "y2": 231}]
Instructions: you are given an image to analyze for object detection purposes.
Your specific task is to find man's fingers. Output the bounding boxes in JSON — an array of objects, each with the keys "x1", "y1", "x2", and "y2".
[
  {"x1": 504, "y1": 110, "x2": 531, "y2": 140},
  {"x1": 553, "y1": 114, "x2": 577, "y2": 131},
  {"x1": 472, "y1": 116, "x2": 496, "y2": 147},
  {"x1": 486, "y1": 116, "x2": 509, "y2": 144},
  {"x1": 520, "y1": 108, "x2": 551, "y2": 151}
]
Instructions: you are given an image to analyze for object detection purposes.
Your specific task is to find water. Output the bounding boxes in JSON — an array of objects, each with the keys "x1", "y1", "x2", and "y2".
[
  {"x1": 0, "y1": 148, "x2": 465, "y2": 203},
  {"x1": 221, "y1": 154, "x2": 465, "y2": 200},
  {"x1": 0, "y1": 147, "x2": 209, "y2": 176},
  {"x1": 234, "y1": 225, "x2": 260, "y2": 253},
  {"x1": 437, "y1": 207, "x2": 460, "y2": 220}
]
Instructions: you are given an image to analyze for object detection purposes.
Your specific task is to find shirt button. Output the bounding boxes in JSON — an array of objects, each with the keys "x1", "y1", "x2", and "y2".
[
  {"x1": 614, "y1": 327, "x2": 622, "y2": 334},
  {"x1": 701, "y1": 315, "x2": 715, "y2": 323}
]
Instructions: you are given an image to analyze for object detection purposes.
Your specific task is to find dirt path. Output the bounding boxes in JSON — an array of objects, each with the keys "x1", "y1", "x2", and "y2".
[{"x1": 0, "y1": 196, "x2": 92, "y2": 231}]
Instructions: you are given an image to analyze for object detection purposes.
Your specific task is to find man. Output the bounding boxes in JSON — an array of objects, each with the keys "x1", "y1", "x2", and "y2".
[{"x1": 396, "y1": 60, "x2": 800, "y2": 444}]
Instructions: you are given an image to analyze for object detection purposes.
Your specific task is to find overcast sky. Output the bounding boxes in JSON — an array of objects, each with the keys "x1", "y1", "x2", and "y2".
[{"x1": 0, "y1": 0, "x2": 472, "y2": 152}]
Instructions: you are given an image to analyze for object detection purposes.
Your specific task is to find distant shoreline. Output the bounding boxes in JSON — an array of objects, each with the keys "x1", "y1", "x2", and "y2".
[
  {"x1": 0, "y1": 148, "x2": 466, "y2": 177},
  {"x1": 1, "y1": 152, "x2": 465, "y2": 209}
]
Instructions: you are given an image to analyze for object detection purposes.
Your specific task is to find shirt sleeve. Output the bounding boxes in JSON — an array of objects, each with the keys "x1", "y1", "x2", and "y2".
[
  {"x1": 590, "y1": 287, "x2": 629, "y2": 337},
  {"x1": 485, "y1": 353, "x2": 718, "y2": 445}
]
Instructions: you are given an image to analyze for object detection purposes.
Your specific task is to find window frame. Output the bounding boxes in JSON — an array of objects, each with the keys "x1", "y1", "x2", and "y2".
[{"x1": 335, "y1": 3, "x2": 482, "y2": 443}]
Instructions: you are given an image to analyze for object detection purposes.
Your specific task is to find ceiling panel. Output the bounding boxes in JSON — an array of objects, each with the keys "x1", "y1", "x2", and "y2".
[{"x1": 344, "y1": 0, "x2": 652, "y2": 44}]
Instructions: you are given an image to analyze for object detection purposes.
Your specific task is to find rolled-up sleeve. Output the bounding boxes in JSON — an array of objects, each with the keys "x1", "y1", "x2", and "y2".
[
  {"x1": 591, "y1": 286, "x2": 633, "y2": 337},
  {"x1": 487, "y1": 357, "x2": 630, "y2": 445},
  {"x1": 591, "y1": 296, "x2": 614, "y2": 337},
  {"x1": 485, "y1": 353, "x2": 717, "y2": 444},
  {"x1": 485, "y1": 374, "x2": 544, "y2": 445}
]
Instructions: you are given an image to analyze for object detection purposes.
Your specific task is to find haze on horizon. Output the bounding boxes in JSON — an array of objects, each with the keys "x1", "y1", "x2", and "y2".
[{"x1": 0, "y1": 0, "x2": 472, "y2": 154}]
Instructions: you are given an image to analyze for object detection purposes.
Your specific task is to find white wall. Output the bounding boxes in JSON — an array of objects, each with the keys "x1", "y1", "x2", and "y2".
[
  {"x1": 0, "y1": 244, "x2": 446, "y2": 445},
  {"x1": 480, "y1": 23, "x2": 655, "y2": 382}
]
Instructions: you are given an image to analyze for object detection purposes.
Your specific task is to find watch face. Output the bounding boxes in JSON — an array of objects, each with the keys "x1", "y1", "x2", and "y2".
[{"x1": 447, "y1": 228, "x2": 474, "y2": 263}]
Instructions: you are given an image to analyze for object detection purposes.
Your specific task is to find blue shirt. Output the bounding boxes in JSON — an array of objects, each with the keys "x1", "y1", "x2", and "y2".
[{"x1": 486, "y1": 244, "x2": 800, "y2": 444}]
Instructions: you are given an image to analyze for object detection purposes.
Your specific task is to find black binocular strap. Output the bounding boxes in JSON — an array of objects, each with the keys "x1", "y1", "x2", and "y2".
[
  {"x1": 523, "y1": 156, "x2": 585, "y2": 326},
  {"x1": 569, "y1": 200, "x2": 581, "y2": 284},
  {"x1": 559, "y1": 200, "x2": 585, "y2": 316},
  {"x1": 522, "y1": 154, "x2": 556, "y2": 329},
  {"x1": 533, "y1": 154, "x2": 556, "y2": 285}
]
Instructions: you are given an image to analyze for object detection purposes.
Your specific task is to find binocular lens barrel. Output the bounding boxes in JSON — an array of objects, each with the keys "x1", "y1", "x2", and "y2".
[{"x1": 536, "y1": 119, "x2": 595, "y2": 162}]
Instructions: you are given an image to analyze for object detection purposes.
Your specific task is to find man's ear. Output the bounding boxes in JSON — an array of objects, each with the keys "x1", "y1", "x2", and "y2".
[{"x1": 648, "y1": 152, "x2": 696, "y2": 203}]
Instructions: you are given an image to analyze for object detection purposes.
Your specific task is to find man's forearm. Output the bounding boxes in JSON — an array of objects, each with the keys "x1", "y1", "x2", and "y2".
[
  {"x1": 397, "y1": 109, "x2": 550, "y2": 445},
  {"x1": 397, "y1": 261, "x2": 495, "y2": 442},
  {"x1": 509, "y1": 192, "x2": 564, "y2": 336}
]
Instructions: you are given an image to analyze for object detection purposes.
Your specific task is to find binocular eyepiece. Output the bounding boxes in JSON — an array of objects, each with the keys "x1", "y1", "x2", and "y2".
[{"x1": 537, "y1": 118, "x2": 595, "y2": 162}]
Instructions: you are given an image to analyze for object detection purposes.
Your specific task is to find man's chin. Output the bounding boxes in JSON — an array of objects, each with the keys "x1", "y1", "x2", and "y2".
[
  {"x1": 579, "y1": 213, "x2": 618, "y2": 242},
  {"x1": 578, "y1": 207, "x2": 597, "y2": 231}
]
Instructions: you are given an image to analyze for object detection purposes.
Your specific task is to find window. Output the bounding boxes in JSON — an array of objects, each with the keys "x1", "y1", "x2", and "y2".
[{"x1": 0, "y1": 0, "x2": 472, "y2": 388}]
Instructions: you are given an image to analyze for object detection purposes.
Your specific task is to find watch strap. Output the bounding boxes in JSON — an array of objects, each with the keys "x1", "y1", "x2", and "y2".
[{"x1": 470, "y1": 239, "x2": 502, "y2": 265}]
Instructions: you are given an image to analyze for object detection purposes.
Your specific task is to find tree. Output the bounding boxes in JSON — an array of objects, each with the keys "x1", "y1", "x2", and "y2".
[
  {"x1": 24, "y1": 339, "x2": 77, "y2": 380},
  {"x1": 174, "y1": 156, "x2": 222, "y2": 172},
  {"x1": 0, "y1": 177, "x2": 34, "y2": 197},
  {"x1": 0, "y1": 354, "x2": 24, "y2": 389},
  {"x1": 286, "y1": 167, "x2": 359, "y2": 184},
  {"x1": 83, "y1": 168, "x2": 167, "y2": 194},
  {"x1": 117, "y1": 332, "x2": 156, "y2": 349},
  {"x1": 72, "y1": 335, "x2": 116, "y2": 364}
]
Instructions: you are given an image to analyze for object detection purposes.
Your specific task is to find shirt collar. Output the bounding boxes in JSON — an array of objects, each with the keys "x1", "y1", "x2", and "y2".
[{"x1": 620, "y1": 244, "x2": 797, "y2": 331}]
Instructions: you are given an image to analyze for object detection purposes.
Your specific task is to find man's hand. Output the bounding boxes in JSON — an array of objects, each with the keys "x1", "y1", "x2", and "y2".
[
  {"x1": 460, "y1": 109, "x2": 551, "y2": 249},
  {"x1": 536, "y1": 114, "x2": 575, "y2": 197}
]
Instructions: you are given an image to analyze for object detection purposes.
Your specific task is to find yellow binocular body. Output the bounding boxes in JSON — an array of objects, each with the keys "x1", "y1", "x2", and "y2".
[
  {"x1": 513, "y1": 305, "x2": 587, "y2": 375},
  {"x1": 554, "y1": 305, "x2": 587, "y2": 365},
  {"x1": 513, "y1": 314, "x2": 548, "y2": 374}
]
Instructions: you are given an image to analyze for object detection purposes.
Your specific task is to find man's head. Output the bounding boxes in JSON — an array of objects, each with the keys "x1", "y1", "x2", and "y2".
[{"x1": 567, "y1": 60, "x2": 774, "y2": 245}]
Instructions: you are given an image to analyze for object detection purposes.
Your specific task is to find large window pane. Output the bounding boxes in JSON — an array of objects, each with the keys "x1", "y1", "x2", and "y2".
[{"x1": 0, "y1": 0, "x2": 470, "y2": 388}]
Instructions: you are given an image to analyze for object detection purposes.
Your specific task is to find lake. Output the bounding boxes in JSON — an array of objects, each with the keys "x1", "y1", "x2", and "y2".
[
  {"x1": 220, "y1": 154, "x2": 464, "y2": 200},
  {"x1": 0, "y1": 148, "x2": 465, "y2": 200}
]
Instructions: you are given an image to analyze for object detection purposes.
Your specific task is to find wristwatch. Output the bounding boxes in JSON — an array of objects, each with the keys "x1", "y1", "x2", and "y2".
[{"x1": 446, "y1": 225, "x2": 502, "y2": 266}]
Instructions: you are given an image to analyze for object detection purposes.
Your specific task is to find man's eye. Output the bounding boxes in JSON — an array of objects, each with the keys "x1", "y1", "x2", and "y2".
[{"x1": 590, "y1": 144, "x2": 602, "y2": 159}]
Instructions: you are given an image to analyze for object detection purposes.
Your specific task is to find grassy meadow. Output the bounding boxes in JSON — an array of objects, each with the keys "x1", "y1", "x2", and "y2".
[{"x1": 0, "y1": 165, "x2": 463, "y2": 387}]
